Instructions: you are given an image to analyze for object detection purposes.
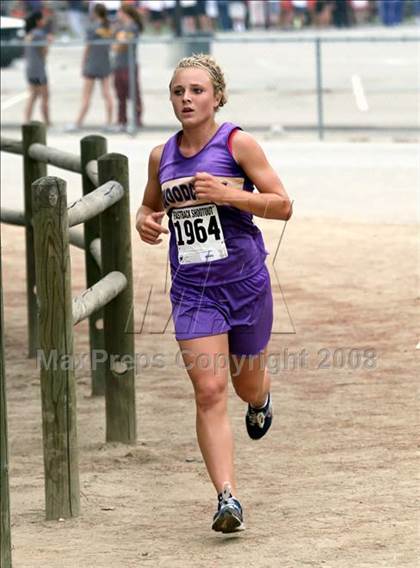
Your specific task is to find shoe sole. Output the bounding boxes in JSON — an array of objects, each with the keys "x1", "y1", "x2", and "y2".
[{"x1": 212, "y1": 508, "x2": 245, "y2": 533}]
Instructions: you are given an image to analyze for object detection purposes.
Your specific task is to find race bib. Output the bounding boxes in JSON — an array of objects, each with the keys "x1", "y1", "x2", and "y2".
[{"x1": 172, "y1": 204, "x2": 228, "y2": 265}]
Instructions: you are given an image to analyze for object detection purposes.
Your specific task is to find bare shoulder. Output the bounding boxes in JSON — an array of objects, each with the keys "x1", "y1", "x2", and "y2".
[
  {"x1": 232, "y1": 130, "x2": 259, "y2": 149},
  {"x1": 142, "y1": 145, "x2": 165, "y2": 210},
  {"x1": 231, "y1": 130, "x2": 264, "y2": 164},
  {"x1": 148, "y1": 144, "x2": 165, "y2": 173},
  {"x1": 150, "y1": 144, "x2": 165, "y2": 163}
]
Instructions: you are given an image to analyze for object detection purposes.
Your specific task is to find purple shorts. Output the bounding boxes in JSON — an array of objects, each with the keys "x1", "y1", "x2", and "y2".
[{"x1": 170, "y1": 265, "x2": 273, "y2": 356}]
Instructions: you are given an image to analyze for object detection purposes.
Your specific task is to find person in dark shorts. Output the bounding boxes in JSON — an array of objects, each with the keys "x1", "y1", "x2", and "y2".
[
  {"x1": 112, "y1": 4, "x2": 143, "y2": 131},
  {"x1": 24, "y1": 11, "x2": 50, "y2": 125},
  {"x1": 136, "y1": 54, "x2": 292, "y2": 533},
  {"x1": 70, "y1": 3, "x2": 113, "y2": 130},
  {"x1": 195, "y1": 0, "x2": 213, "y2": 31},
  {"x1": 143, "y1": 0, "x2": 166, "y2": 33}
]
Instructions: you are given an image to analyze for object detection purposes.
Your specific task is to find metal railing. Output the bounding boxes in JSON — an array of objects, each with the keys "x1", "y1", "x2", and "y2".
[{"x1": 1, "y1": 33, "x2": 419, "y2": 138}]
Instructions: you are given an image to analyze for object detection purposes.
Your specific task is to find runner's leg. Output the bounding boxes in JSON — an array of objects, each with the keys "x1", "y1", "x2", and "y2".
[
  {"x1": 179, "y1": 333, "x2": 237, "y2": 494},
  {"x1": 230, "y1": 349, "x2": 270, "y2": 408}
]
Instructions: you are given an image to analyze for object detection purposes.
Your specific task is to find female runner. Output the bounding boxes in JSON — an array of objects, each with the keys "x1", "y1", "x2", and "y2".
[{"x1": 136, "y1": 54, "x2": 292, "y2": 533}]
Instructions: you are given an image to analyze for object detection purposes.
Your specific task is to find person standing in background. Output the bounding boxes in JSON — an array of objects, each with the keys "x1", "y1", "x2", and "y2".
[
  {"x1": 90, "y1": 0, "x2": 121, "y2": 21},
  {"x1": 22, "y1": 0, "x2": 56, "y2": 34},
  {"x1": 280, "y1": 0, "x2": 295, "y2": 29},
  {"x1": 142, "y1": 0, "x2": 167, "y2": 33},
  {"x1": 314, "y1": 0, "x2": 333, "y2": 27},
  {"x1": 332, "y1": 0, "x2": 350, "y2": 27},
  {"x1": 165, "y1": 0, "x2": 212, "y2": 34},
  {"x1": 24, "y1": 0, "x2": 44, "y2": 15},
  {"x1": 349, "y1": 0, "x2": 369, "y2": 25},
  {"x1": 229, "y1": 0, "x2": 247, "y2": 31},
  {"x1": 205, "y1": 0, "x2": 219, "y2": 30},
  {"x1": 113, "y1": 4, "x2": 144, "y2": 130},
  {"x1": 291, "y1": 0, "x2": 308, "y2": 28},
  {"x1": 379, "y1": 0, "x2": 404, "y2": 26},
  {"x1": 248, "y1": 0, "x2": 266, "y2": 29},
  {"x1": 181, "y1": 0, "x2": 198, "y2": 33},
  {"x1": 217, "y1": 0, "x2": 232, "y2": 30},
  {"x1": 67, "y1": 0, "x2": 87, "y2": 38},
  {"x1": 195, "y1": 0, "x2": 213, "y2": 32},
  {"x1": 266, "y1": 0, "x2": 282, "y2": 28},
  {"x1": 69, "y1": 2, "x2": 113, "y2": 130},
  {"x1": 24, "y1": 11, "x2": 51, "y2": 125}
]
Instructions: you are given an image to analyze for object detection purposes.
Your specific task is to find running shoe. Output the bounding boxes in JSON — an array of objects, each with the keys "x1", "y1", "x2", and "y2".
[
  {"x1": 246, "y1": 392, "x2": 273, "y2": 440},
  {"x1": 212, "y1": 482, "x2": 244, "y2": 533}
]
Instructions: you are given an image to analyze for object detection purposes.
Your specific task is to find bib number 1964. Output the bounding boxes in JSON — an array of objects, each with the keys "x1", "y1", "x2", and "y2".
[{"x1": 172, "y1": 204, "x2": 228, "y2": 265}]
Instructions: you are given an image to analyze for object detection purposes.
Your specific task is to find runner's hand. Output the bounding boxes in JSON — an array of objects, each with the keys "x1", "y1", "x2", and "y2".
[
  {"x1": 138, "y1": 211, "x2": 169, "y2": 245},
  {"x1": 194, "y1": 172, "x2": 227, "y2": 205}
]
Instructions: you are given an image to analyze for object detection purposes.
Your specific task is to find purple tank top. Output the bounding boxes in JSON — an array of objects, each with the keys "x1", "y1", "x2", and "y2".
[{"x1": 158, "y1": 122, "x2": 268, "y2": 287}]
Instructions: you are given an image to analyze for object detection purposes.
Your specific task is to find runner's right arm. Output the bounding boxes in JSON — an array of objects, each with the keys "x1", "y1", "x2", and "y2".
[{"x1": 136, "y1": 145, "x2": 169, "y2": 245}]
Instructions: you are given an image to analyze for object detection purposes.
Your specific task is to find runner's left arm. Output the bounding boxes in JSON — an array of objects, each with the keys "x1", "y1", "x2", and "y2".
[{"x1": 194, "y1": 131, "x2": 292, "y2": 220}]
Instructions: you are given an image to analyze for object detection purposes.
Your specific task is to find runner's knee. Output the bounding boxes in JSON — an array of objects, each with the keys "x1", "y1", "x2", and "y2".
[
  {"x1": 194, "y1": 377, "x2": 227, "y2": 411},
  {"x1": 232, "y1": 380, "x2": 261, "y2": 404}
]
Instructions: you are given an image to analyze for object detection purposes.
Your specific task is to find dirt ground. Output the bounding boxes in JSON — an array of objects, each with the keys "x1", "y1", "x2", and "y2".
[{"x1": 1, "y1": 215, "x2": 418, "y2": 568}]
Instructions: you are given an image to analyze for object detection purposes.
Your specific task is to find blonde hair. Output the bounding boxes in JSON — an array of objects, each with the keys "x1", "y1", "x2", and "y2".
[{"x1": 170, "y1": 54, "x2": 228, "y2": 110}]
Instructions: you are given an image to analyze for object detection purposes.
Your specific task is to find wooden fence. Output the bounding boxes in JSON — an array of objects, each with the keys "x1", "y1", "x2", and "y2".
[
  {"x1": 1, "y1": 123, "x2": 136, "y2": 527},
  {"x1": 1, "y1": 230, "x2": 12, "y2": 567}
]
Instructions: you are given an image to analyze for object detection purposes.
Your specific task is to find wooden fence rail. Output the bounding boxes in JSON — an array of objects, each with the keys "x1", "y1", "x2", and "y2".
[
  {"x1": 0, "y1": 137, "x2": 99, "y2": 182},
  {"x1": 0, "y1": 208, "x2": 25, "y2": 226},
  {"x1": 86, "y1": 159, "x2": 99, "y2": 187},
  {"x1": 68, "y1": 227, "x2": 86, "y2": 250},
  {"x1": 68, "y1": 230, "x2": 102, "y2": 269},
  {"x1": 72, "y1": 271, "x2": 127, "y2": 326},
  {"x1": 68, "y1": 230, "x2": 102, "y2": 268},
  {"x1": 28, "y1": 142, "x2": 82, "y2": 173},
  {"x1": 68, "y1": 181, "x2": 124, "y2": 228},
  {"x1": 0, "y1": 137, "x2": 23, "y2": 155}
]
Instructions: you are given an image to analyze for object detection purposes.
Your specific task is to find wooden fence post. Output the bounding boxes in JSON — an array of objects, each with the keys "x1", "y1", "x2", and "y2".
[
  {"x1": 22, "y1": 122, "x2": 47, "y2": 359},
  {"x1": 98, "y1": 154, "x2": 136, "y2": 444},
  {"x1": 32, "y1": 176, "x2": 80, "y2": 520},
  {"x1": 80, "y1": 135, "x2": 107, "y2": 396},
  {"x1": 0, "y1": 233, "x2": 12, "y2": 566}
]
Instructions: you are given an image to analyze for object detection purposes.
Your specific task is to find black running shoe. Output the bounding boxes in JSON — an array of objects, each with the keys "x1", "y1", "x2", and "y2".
[
  {"x1": 246, "y1": 393, "x2": 273, "y2": 440},
  {"x1": 212, "y1": 483, "x2": 245, "y2": 533}
]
